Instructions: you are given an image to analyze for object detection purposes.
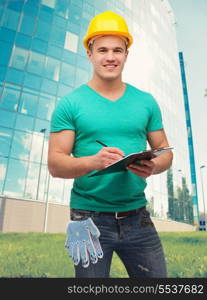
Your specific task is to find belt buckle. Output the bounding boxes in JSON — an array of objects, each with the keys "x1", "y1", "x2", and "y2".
[{"x1": 115, "y1": 212, "x2": 127, "y2": 219}]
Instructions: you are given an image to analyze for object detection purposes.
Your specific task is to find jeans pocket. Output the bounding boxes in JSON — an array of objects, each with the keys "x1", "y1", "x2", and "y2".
[{"x1": 140, "y1": 209, "x2": 154, "y2": 228}]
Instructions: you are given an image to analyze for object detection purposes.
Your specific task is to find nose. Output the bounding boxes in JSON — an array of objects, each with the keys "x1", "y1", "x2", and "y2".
[{"x1": 105, "y1": 50, "x2": 115, "y2": 61}]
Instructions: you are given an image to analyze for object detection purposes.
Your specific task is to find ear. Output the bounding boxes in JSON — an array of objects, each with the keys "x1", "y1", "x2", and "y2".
[{"x1": 87, "y1": 50, "x2": 92, "y2": 59}]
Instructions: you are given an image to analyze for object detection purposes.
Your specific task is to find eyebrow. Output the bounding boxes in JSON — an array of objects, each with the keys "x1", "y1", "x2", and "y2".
[{"x1": 97, "y1": 46, "x2": 125, "y2": 51}]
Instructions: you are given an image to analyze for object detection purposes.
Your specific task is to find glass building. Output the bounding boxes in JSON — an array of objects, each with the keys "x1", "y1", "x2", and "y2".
[{"x1": 0, "y1": 0, "x2": 193, "y2": 231}]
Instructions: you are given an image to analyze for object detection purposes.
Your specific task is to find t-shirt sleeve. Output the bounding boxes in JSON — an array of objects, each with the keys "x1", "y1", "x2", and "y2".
[
  {"x1": 147, "y1": 95, "x2": 163, "y2": 132},
  {"x1": 50, "y1": 96, "x2": 75, "y2": 132}
]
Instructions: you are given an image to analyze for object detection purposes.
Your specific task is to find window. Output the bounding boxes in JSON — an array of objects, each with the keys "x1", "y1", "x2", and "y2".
[
  {"x1": 15, "y1": 114, "x2": 34, "y2": 132},
  {"x1": 24, "y1": 73, "x2": 42, "y2": 91},
  {"x1": 50, "y1": 25, "x2": 65, "y2": 47},
  {"x1": 3, "y1": 158, "x2": 28, "y2": 198},
  {"x1": 0, "y1": 110, "x2": 16, "y2": 128},
  {"x1": 24, "y1": 162, "x2": 40, "y2": 200},
  {"x1": 0, "y1": 127, "x2": 12, "y2": 157},
  {"x1": 60, "y1": 62, "x2": 75, "y2": 86},
  {"x1": 41, "y1": 78, "x2": 57, "y2": 95},
  {"x1": 10, "y1": 46, "x2": 28, "y2": 70},
  {"x1": 0, "y1": 157, "x2": 8, "y2": 194},
  {"x1": 55, "y1": 0, "x2": 70, "y2": 19},
  {"x1": 0, "y1": 41, "x2": 13, "y2": 66},
  {"x1": 27, "y1": 51, "x2": 45, "y2": 75},
  {"x1": 19, "y1": 15, "x2": 36, "y2": 35},
  {"x1": 2, "y1": 8, "x2": 20, "y2": 31},
  {"x1": 44, "y1": 56, "x2": 60, "y2": 81},
  {"x1": 64, "y1": 32, "x2": 78, "y2": 53},
  {"x1": 75, "y1": 67, "x2": 88, "y2": 87},
  {"x1": 42, "y1": 0, "x2": 56, "y2": 8},
  {"x1": 0, "y1": 83, "x2": 20, "y2": 111},
  {"x1": 37, "y1": 92, "x2": 55, "y2": 120},
  {"x1": 18, "y1": 88, "x2": 39, "y2": 116},
  {"x1": 35, "y1": 20, "x2": 50, "y2": 41},
  {"x1": 15, "y1": 33, "x2": 32, "y2": 49},
  {"x1": 10, "y1": 130, "x2": 32, "y2": 160}
]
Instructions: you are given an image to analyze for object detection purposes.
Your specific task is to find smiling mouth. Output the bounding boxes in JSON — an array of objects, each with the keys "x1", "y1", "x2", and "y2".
[{"x1": 103, "y1": 64, "x2": 118, "y2": 70}]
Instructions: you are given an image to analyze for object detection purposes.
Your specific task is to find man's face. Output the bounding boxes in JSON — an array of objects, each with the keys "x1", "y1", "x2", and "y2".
[{"x1": 87, "y1": 35, "x2": 128, "y2": 81}]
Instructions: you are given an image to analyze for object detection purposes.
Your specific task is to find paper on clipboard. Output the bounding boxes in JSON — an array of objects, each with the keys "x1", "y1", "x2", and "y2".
[{"x1": 88, "y1": 147, "x2": 173, "y2": 177}]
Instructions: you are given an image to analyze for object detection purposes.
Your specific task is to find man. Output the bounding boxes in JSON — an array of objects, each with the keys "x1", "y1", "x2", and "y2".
[{"x1": 48, "y1": 11, "x2": 173, "y2": 278}]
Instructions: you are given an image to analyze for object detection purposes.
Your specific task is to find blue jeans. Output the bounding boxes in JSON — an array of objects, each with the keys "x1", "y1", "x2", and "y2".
[{"x1": 72, "y1": 208, "x2": 167, "y2": 278}]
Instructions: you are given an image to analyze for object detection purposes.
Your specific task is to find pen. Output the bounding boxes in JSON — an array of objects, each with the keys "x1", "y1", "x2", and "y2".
[
  {"x1": 96, "y1": 140, "x2": 125, "y2": 157},
  {"x1": 96, "y1": 140, "x2": 108, "y2": 147}
]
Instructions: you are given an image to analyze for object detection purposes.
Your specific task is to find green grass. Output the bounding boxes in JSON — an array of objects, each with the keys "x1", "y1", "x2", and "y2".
[{"x1": 0, "y1": 232, "x2": 206, "y2": 278}]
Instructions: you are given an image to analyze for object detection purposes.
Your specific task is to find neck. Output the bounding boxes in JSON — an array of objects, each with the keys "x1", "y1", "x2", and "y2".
[{"x1": 88, "y1": 75, "x2": 124, "y2": 93}]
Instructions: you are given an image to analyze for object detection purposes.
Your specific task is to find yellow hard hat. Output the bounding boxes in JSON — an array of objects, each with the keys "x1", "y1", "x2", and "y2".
[{"x1": 83, "y1": 11, "x2": 133, "y2": 50}]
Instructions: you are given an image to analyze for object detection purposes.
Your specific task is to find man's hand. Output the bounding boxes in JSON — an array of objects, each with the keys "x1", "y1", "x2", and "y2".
[
  {"x1": 90, "y1": 147, "x2": 124, "y2": 170},
  {"x1": 65, "y1": 218, "x2": 103, "y2": 268},
  {"x1": 126, "y1": 159, "x2": 156, "y2": 178}
]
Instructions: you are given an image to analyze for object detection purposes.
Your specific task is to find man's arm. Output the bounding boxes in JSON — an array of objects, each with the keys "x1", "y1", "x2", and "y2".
[
  {"x1": 48, "y1": 130, "x2": 124, "y2": 179},
  {"x1": 147, "y1": 129, "x2": 173, "y2": 174},
  {"x1": 127, "y1": 129, "x2": 173, "y2": 178}
]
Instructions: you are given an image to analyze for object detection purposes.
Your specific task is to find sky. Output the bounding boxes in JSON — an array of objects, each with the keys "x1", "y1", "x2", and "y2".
[{"x1": 168, "y1": 0, "x2": 207, "y2": 213}]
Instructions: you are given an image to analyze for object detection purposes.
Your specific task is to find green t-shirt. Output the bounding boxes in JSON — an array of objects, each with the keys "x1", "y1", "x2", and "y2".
[{"x1": 50, "y1": 83, "x2": 163, "y2": 212}]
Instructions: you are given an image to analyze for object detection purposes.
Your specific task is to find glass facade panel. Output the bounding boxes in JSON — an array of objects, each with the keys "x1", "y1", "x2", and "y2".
[
  {"x1": 4, "y1": 158, "x2": 28, "y2": 198},
  {"x1": 2, "y1": 8, "x2": 20, "y2": 31},
  {"x1": 41, "y1": 78, "x2": 57, "y2": 95},
  {"x1": 30, "y1": 133, "x2": 44, "y2": 163},
  {"x1": 24, "y1": 161, "x2": 39, "y2": 200},
  {"x1": 5, "y1": 67, "x2": 24, "y2": 85},
  {"x1": 0, "y1": 157, "x2": 7, "y2": 194},
  {"x1": 37, "y1": 92, "x2": 55, "y2": 120},
  {"x1": 0, "y1": 127, "x2": 12, "y2": 157},
  {"x1": 19, "y1": 15, "x2": 36, "y2": 36},
  {"x1": 55, "y1": 0, "x2": 70, "y2": 19},
  {"x1": 35, "y1": 20, "x2": 51, "y2": 41},
  {"x1": 42, "y1": 0, "x2": 56, "y2": 8},
  {"x1": 50, "y1": 25, "x2": 65, "y2": 47},
  {"x1": 31, "y1": 38, "x2": 48, "y2": 54},
  {"x1": 27, "y1": 51, "x2": 45, "y2": 75},
  {"x1": 15, "y1": 114, "x2": 34, "y2": 132},
  {"x1": 18, "y1": 88, "x2": 39, "y2": 116},
  {"x1": 24, "y1": 72, "x2": 42, "y2": 91},
  {"x1": 60, "y1": 62, "x2": 75, "y2": 86},
  {"x1": 75, "y1": 67, "x2": 88, "y2": 87},
  {"x1": 10, "y1": 46, "x2": 28, "y2": 70},
  {"x1": 0, "y1": 41, "x2": 13, "y2": 67},
  {"x1": 0, "y1": 110, "x2": 16, "y2": 128},
  {"x1": 64, "y1": 31, "x2": 78, "y2": 53},
  {"x1": 69, "y1": 4, "x2": 82, "y2": 24},
  {"x1": 0, "y1": 83, "x2": 20, "y2": 111},
  {"x1": 44, "y1": 56, "x2": 60, "y2": 81},
  {"x1": 10, "y1": 130, "x2": 32, "y2": 160},
  {"x1": 15, "y1": 33, "x2": 32, "y2": 49}
]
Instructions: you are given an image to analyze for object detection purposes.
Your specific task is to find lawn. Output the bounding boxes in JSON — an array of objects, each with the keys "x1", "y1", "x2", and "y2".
[{"x1": 0, "y1": 232, "x2": 206, "y2": 278}]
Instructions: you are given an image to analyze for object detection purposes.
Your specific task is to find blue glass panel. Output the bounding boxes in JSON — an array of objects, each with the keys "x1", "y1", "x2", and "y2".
[
  {"x1": 4, "y1": 158, "x2": 28, "y2": 198},
  {"x1": 60, "y1": 62, "x2": 75, "y2": 86},
  {"x1": 24, "y1": 161, "x2": 40, "y2": 200},
  {"x1": 15, "y1": 33, "x2": 32, "y2": 49},
  {"x1": 0, "y1": 81, "x2": 3, "y2": 96},
  {"x1": 0, "y1": 83, "x2": 20, "y2": 111},
  {"x1": 27, "y1": 51, "x2": 45, "y2": 75},
  {"x1": 0, "y1": 66, "x2": 6, "y2": 81},
  {"x1": 71, "y1": 0, "x2": 83, "y2": 8},
  {"x1": 0, "y1": 156, "x2": 7, "y2": 193},
  {"x1": 77, "y1": 55, "x2": 90, "y2": 70},
  {"x1": 24, "y1": 73, "x2": 42, "y2": 91},
  {"x1": 50, "y1": 25, "x2": 65, "y2": 47},
  {"x1": 0, "y1": 109, "x2": 16, "y2": 128},
  {"x1": 67, "y1": 21, "x2": 80, "y2": 35},
  {"x1": 10, "y1": 130, "x2": 32, "y2": 160},
  {"x1": 37, "y1": 92, "x2": 55, "y2": 120},
  {"x1": 30, "y1": 132, "x2": 45, "y2": 163},
  {"x1": 57, "y1": 83, "x2": 72, "y2": 98},
  {"x1": 35, "y1": 20, "x2": 50, "y2": 42},
  {"x1": 34, "y1": 118, "x2": 50, "y2": 133},
  {"x1": 31, "y1": 38, "x2": 48, "y2": 54},
  {"x1": 44, "y1": 56, "x2": 60, "y2": 81},
  {"x1": 2, "y1": 8, "x2": 20, "y2": 31},
  {"x1": 0, "y1": 28, "x2": 15, "y2": 43},
  {"x1": 0, "y1": 127, "x2": 12, "y2": 157},
  {"x1": 75, "y1": 67, "x2": 89, "y2": 87},
  {"x1": 69, "y1": 4, "x2": 82, "y2": 24},
  {"x1": 62, "y1": 49, "x2": 77, "y2": 65},
  {"x1": 19, "y1": 15, "x2": 36, "y2": 36},
  {"x1": 6, "y1": 68, "x2": 24, "y2": 85},
  {"x1": 41, "y1": 78, "x2": 57, "y2": 95},
  {"x1": 0, "y1": 41, "x2": 13, "y2": 66},
  {"x1": 39, "y1": 4, "x2": 54, "y2": 23},
  {"x1": 47, "y1": 44, "x2": 63, "y2": 60},
  {"x1": 23, "y1": 2, "x2": 39, "y2": 16},
  {"x1": 53, "y1": 15, "x2": 67, "y2": 29},
  {"x1": 8, "y1": 1, "x2": 24, "y2": 12},
  {"x1": 10, "y1": 47, "x2": 28, "y2": 70},
  {"x1": 42, "y1": 0, "x2": 56, "y2": 9},
  {"x1": 55, "y1": 0, "x2": 70, "y2": 18},
  {"x1": 15, "y1": 114, "x2": 34, "y2": 132},
  {"x1": 18, "y1": 88, "x2": 39, "y2": 117}
]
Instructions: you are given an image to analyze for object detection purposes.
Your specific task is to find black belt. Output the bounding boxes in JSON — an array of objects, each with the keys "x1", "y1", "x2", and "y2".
[{"x1": 71, "y1": 206, "x2": 145, "y2": 220}]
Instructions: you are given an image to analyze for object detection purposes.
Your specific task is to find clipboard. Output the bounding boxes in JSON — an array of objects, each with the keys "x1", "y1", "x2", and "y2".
[{"x1": 88, "y1": 147, "x2": 173, "y2": 177}]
